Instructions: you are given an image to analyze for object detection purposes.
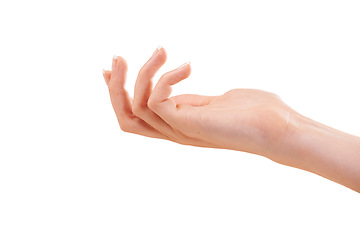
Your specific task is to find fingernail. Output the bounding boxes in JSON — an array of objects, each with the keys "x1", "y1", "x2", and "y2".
[
  {"x1": 112, "y1": 56, "x2": 117, "y2": 71},
  {"x1": 102, "y1": 69, "x2": 105, "y2": 75},
  {"x1": 152, "y1": 45, "x2": 163, "y2": 56},
  {"x1": 177, "y1": 61, "x2": 190, "y2": 69}
]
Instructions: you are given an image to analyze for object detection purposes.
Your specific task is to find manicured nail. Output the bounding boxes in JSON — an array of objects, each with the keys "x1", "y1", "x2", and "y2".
[
  {"x1": 102, "y1": 69, "x2": 105, "y2": 75},
  {"x1": 112, "y1": 56, "x2": 117, "y2": 71},
  {"x1": 177, "y1": 61, "x2": 190, "y2": 69},
  {"x1": 152, "y1": 45, "x2": 163, "y2": 56}
]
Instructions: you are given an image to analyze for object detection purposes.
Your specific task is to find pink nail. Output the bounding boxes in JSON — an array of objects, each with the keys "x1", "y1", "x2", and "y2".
[
  {"x1": 112, "y1": 56, "x2": 117, "y2": 71},
  {"x1": 177, "y1": 61, "x2": 190, "y2": 69},
  {"x1": 152, "y1": 45, "x2": 163, "y2": 57}
]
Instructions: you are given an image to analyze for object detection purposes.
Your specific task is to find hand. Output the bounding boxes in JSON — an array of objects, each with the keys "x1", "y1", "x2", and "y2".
[
  {"x1": 102, "y1": 47, "x2": 298, "y2": 160},
  {"x1": 103, "y1": 47, "x2": 360, "y2": 192}
]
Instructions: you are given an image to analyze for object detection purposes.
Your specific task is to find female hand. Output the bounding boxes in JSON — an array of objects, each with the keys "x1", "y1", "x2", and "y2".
[
  {"x1": 103, "y1": 47, "x2": 360, "y2": 192},
  {"x1": 102, "y1": 47, "x2": 297, "y2": 161}
]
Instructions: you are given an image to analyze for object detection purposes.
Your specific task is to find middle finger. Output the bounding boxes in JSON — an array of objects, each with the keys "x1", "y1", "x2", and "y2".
[{"x1": 132, "y1": 47, "x2": 179, "y2": 140}]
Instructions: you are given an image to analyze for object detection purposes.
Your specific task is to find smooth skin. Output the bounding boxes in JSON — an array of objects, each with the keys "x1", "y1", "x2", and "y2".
[{"x1": 103, "y1": 47, "x2": 360, "y2": 193}]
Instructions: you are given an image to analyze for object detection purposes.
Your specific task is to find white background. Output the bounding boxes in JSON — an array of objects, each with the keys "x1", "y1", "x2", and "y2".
[{"x1": 1, "y1": 0, "x2": 360, "y2": 239}]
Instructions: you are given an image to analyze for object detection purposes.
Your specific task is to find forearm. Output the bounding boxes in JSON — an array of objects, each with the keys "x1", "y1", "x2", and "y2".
[{"x1": 272, "y1": 113, "x2": 360, "y2": 193}]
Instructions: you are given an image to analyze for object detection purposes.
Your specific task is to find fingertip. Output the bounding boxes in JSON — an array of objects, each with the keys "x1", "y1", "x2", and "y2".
[
  {"x1": 152, "y1": 45, "x2": 163, "y2": 57},
  {"x1": 112, "y1": 55, "x2": 128, "y2": 71},
  {"x1": 109, "y1": 56, "x2": 128, "y2": 89},
  {"x1": 177, "y1": 62, "x2": 191, "y2": 75},
  {"x1": 172, "y1": 62, "x2": 191, "y2": 82},
  {"x1": 151, "y1": 46, "x2": 167, "y2": 65},
  {"x1": 116, "y1": 56, "x2": 128, "y2": 72},
  {"x1": 103, "y1": 69, "x2": 111, "y2": 85},
  {"x1": 158, "y1": 46, "x2": 167, "y2": 58},
  {"x1": 177, "y1": 61, "x2": 190, "y2": 69}
]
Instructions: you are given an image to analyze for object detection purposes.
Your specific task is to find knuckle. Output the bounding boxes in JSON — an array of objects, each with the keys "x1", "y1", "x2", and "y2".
[
  {"x1": 147, "y1": 97, "x2": 156, "y2": 110},
  {"x1": 138, "y1": 66, "x2": 152, "y2": 79},
  {"x1": 132, "y1": 104, "x2": 146, "y2": 117},
  {"x1": 118, "y1": 119, "x2": 132, "y2": 133},
  {"x1": 159, "y1": 73, "x2": 170, "y2": 83},
  {"x1": 119, "y1": 122, "x2": 130, "y2": 132},
  {"x1": 272, "y1": 92, "x2": 282, "y2": 100}
]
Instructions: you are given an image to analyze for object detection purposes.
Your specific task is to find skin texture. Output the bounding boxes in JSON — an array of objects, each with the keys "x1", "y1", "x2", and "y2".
[{"x1": 103, "y1": 47, "x2": 360, "y2": 193}]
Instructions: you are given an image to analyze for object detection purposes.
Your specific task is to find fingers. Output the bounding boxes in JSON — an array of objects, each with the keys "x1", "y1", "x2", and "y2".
[
  {"x1": 108, "y1": 56, "x2": 131, "y2": 116},
  {"x1": 150, "y1": 62, "x2": 191, "y2": 104},
  {"x1": 131, "y1": 47, "x2": 185, "y2": 140},
  {"x1": 107, "y1": 56, "x2": 168, "y2": 139},
  {"x1": 133, "y1": 46, "x2": 166, "y2": 106},
  {"x1": 104, "y1": 51, "x2": 200, "y2": 143},
  {"x1": 148, "y1": 62, "x2": 194, "y2": 125}
]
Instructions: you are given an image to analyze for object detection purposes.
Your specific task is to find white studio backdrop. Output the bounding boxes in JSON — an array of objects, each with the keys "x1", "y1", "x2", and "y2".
[{"x1": 1, "y1": 0, "x2": 360, "y2": 239}]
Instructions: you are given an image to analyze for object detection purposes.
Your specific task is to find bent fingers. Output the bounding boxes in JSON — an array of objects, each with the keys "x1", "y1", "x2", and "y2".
[{"x1": 107, "y1": 56, "x2": 168, "y2": 140}]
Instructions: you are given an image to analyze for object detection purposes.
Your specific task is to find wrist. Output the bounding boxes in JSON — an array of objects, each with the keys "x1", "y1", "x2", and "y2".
[
  {"x1": 268, "y1": 111, "x2": 360, "y2": 192},
  {"x1": 269, "y1": 111, "x2": 339, "y2": 170},
  {"x1": 261, "y1": 110, "x2": 306, "y2": 167},
  {"x1": 272, "y1": 113, "x2": 321, "y2": 169}
]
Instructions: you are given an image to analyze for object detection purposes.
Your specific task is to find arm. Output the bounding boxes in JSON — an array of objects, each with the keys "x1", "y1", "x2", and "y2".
[{"x1": 103, "y1": 47, "x2": 360, "y2": 193}]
